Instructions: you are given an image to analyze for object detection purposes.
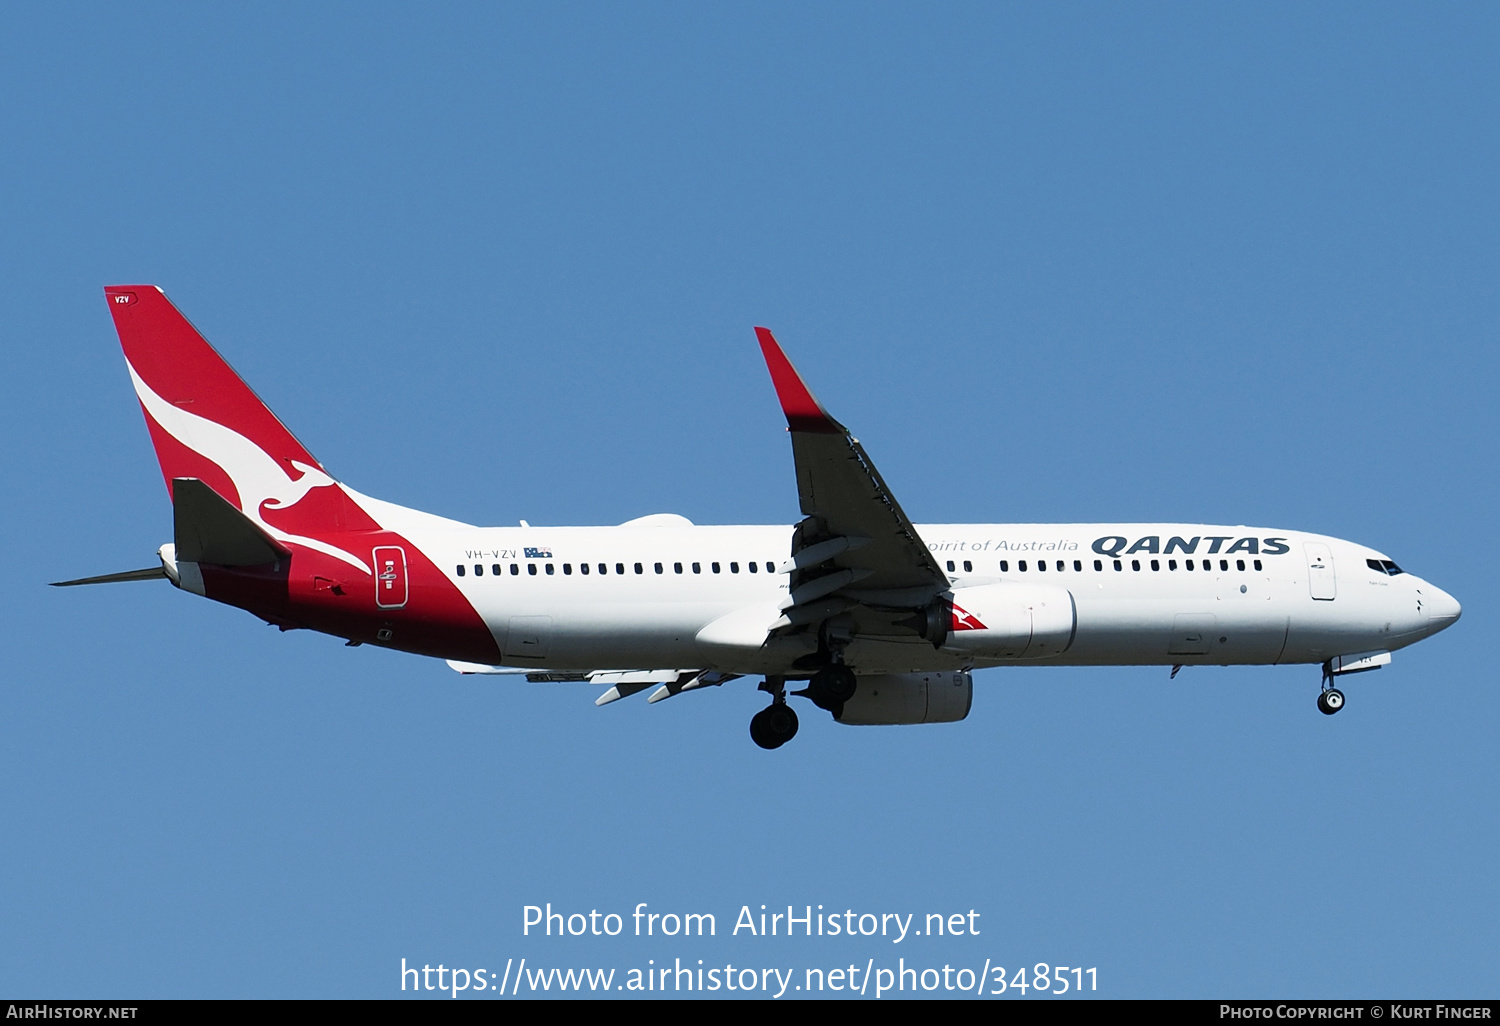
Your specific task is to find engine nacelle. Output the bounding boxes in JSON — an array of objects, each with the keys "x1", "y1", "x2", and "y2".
[
  {"x1": 835, "y1": 671, "x2": 973, "y2": 725},
  {"x1": 942, "y1": 582, "x2": 1076, "y2": 659}
]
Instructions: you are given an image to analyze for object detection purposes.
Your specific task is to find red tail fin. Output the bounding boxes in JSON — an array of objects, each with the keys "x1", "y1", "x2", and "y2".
[{"x1": 105, "y1": 286, "x2": 379, "y2": 539}]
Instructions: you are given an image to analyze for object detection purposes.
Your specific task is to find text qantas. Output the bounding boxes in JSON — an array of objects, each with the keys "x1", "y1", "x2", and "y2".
[{"x1": 1091, "y1": 535, "x2": 1290, "y2": 557}]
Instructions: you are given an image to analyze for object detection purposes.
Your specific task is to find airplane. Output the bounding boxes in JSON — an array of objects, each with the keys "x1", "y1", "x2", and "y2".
[{"x1": 54, "y1": 286, "x2": 1462, "y2": 749}]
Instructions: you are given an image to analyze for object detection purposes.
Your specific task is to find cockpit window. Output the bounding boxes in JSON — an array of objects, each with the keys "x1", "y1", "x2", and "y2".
[{"x1": 1367, "y1": 558, "x2": 1406, "y2": 576}]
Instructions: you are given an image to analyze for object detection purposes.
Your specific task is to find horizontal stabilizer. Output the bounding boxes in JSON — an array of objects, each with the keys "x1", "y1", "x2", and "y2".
[
  {"x1": 49, "y1": 566, "x2": 167, "y2": 587},
  {"x1": 173, "y1": 477, "x2": 288, "y2": 566}
]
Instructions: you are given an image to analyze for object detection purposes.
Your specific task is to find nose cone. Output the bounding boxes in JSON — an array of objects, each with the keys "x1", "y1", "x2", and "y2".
[{"x1": 1426, "y1": 585, "x2": 1462, "y2": 634}]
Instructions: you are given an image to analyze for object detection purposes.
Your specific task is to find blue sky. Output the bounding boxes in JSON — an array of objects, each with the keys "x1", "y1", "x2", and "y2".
[{"x1": 1, "y1": 3, "x2": 1496, "y2": 998}]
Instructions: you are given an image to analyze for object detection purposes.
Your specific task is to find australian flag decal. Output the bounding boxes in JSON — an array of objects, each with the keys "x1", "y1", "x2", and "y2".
[{"x1": 523, "y1": 547, "x2": 553, "y2": 559}]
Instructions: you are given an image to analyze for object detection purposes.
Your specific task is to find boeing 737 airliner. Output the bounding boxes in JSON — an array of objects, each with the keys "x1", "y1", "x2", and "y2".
[{"x1": 56, "y1": 287, "x2": 1461, "y2": 748}]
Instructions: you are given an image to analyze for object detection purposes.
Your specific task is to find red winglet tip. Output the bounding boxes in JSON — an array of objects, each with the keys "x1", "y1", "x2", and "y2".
[{"x1": 755, "y1": 327, "x2": 842, "y2": 433}]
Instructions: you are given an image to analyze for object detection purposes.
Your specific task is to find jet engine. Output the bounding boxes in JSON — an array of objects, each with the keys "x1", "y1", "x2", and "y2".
[
  {"x1": 941, "y1": 582, "x2": 1076, "y2": 659},
  {"x1": 835, "y1": 671, "x2": 972, "y2": 725}
]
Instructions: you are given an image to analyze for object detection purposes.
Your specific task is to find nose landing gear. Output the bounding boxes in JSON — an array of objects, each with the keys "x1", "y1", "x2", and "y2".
[
  {"x1": 1318, "y1": 661, "x2": 1345, "y2": 715},
  {"x1": 750, "y1": 677, "x2": 800, "y2": 749}
]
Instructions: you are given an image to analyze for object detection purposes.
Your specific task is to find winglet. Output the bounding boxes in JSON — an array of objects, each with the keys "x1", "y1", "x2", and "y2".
[{"x1": 755, "y1": 327, "x2": 844, "y2": 434}]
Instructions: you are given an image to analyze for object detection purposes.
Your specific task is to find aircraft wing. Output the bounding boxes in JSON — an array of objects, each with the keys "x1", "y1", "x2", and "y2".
[{"x1": 756, "y1": 329, "x2": 949, "y2": 621}]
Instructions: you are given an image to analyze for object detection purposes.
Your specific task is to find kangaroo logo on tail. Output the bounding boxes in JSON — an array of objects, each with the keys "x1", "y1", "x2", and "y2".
[
  {"x1": 128, "y1": 363, "x2": 368, "y2": 572},
  {"x1": 108, "y1": 285, "x2": 377, "y2": 573}
]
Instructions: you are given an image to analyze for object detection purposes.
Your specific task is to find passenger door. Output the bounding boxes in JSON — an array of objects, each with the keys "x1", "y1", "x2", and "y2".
[{"x1": 1305, "y1": 543, "x2": 1336, "y2": 601}]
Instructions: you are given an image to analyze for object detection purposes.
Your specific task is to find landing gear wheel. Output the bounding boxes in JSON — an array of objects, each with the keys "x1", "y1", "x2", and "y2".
[
  {"x1": 749, "y1": 703, "x2": 800, "y2": 749},
  {"x1": 1317, "y1": 688, "x2": 1345, "y2": 715}
]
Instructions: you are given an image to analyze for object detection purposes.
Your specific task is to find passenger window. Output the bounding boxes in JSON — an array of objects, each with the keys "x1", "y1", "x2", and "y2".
[
  {"x1": 1236, "y1": 559, "x2": 1245, "y2": 571},
  {"x1": 1000, "y1": 560, "x2": 1009, "y2": 572},
  {"x1": 1019, "y1": 560, "x2": 1028, "y2": 572},
  {"x1": 675, "y1": 562, "x2": 683, "y2": 574},
  {"x1": 511, "y1": 564, "x2": 519, "y2": 575},
  {"x1": 712, "y1": 562, "x2": 721, "y2": 573},
  {"x1": 1093, "y1": 559, "x2": 1102, "y2": 571},
  {"x1": 730, "y1": 562, "x2": 739, "y2": 573},
  {"x1": 1186, "y1": 559, "x2": 1194, "y2": 571},
  {"x1": 545, "y1": 564, "x2": 554, "y2": 575},
  {"x1": 1038, "y1": 560, "x2": 1047, "y2": 572},
  {"x1": 692, "y1": 562, "x2": 701, "y2": 574},
  {"x1": 616, "y1": 563, "x2": 625, "y2": 575},
  {"x1": 635, "y1": 563, "x2": 643, "y2": 574},
  {"x1": 528, "y1": 564, "x2": 537, "y2": 576},
  {"x1": 964, "y1": 560, "x2": 973, "y2": 572},
  {"x1": 1074, "y1": 560, "x2": 1082, "y2": 572},
  {"x1": 598, "y1": 563, "x2": 607, "y2": 575},
  {"x1": 946, "y1": 560, "x2": 955, "y2": 572},
  {"x1": 1114, "y1": 559, "x2": 1122, "y2": 571},
  {"x1": 1218, "y1": 559, "x2": 1227, "y2": 571},
  {"x1": 456, "y1": 565, "x2": 465, "y2": 577},
  {"x1": 563, "y1": 564, "x2": 572, "y2": 575},
  {"x1": 492, "y1": 564, "x2": 502, "y2": 576},
  {"x1": 1254, "y1": 559, "x2": 1262, "y2": 571},
  {"x1": 1150, "y1": 559, "x2": 1159, "y2": 571},
  {"x1": 1132, "y1": 559, "x2": 1140, "y2": 571},
  {"x1": 474, "y1": 565, "x2": 483, "y2": 576},
  {"x1": 748, "y1": 562, "x2": 758, "y2": 573},
  {"x1": 1168, "y1": 560, "x2": 1177, "y2": 571},
  {"x1": 1056, "y1": 560, "x2": 1064, "y2": 572},
  {"x1": 655, "y1": 562, "x2": 663, "y2": 574}
]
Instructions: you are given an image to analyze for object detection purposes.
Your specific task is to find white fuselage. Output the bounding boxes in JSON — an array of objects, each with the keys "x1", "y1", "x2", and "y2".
[{"x1": 423, "y1": 519, "x2": 1460, "y2": 676}]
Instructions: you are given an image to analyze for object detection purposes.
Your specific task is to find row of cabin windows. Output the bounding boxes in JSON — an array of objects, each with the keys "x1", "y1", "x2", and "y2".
[
  {"x1": 945, "y1": 557, "x2": 1265, "y2": 574},
  {"x1": 455, "y1": 560, "x2": 778, "y2": 578},
  {"x1": 467, "y1": 555, "x2": 1269, "y2": 578}
]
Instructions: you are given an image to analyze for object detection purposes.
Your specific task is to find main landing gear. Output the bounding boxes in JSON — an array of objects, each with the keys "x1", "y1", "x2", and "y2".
[
  {"x1": 1318, "y1": 661, "x2": 1345, "y2": 715},
  {"x1": 750, "y1": 664, "x2": 862, "y2": 748},
  {"x1": 750, "y1": 677, "x2": 800, "y2": 750}
]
